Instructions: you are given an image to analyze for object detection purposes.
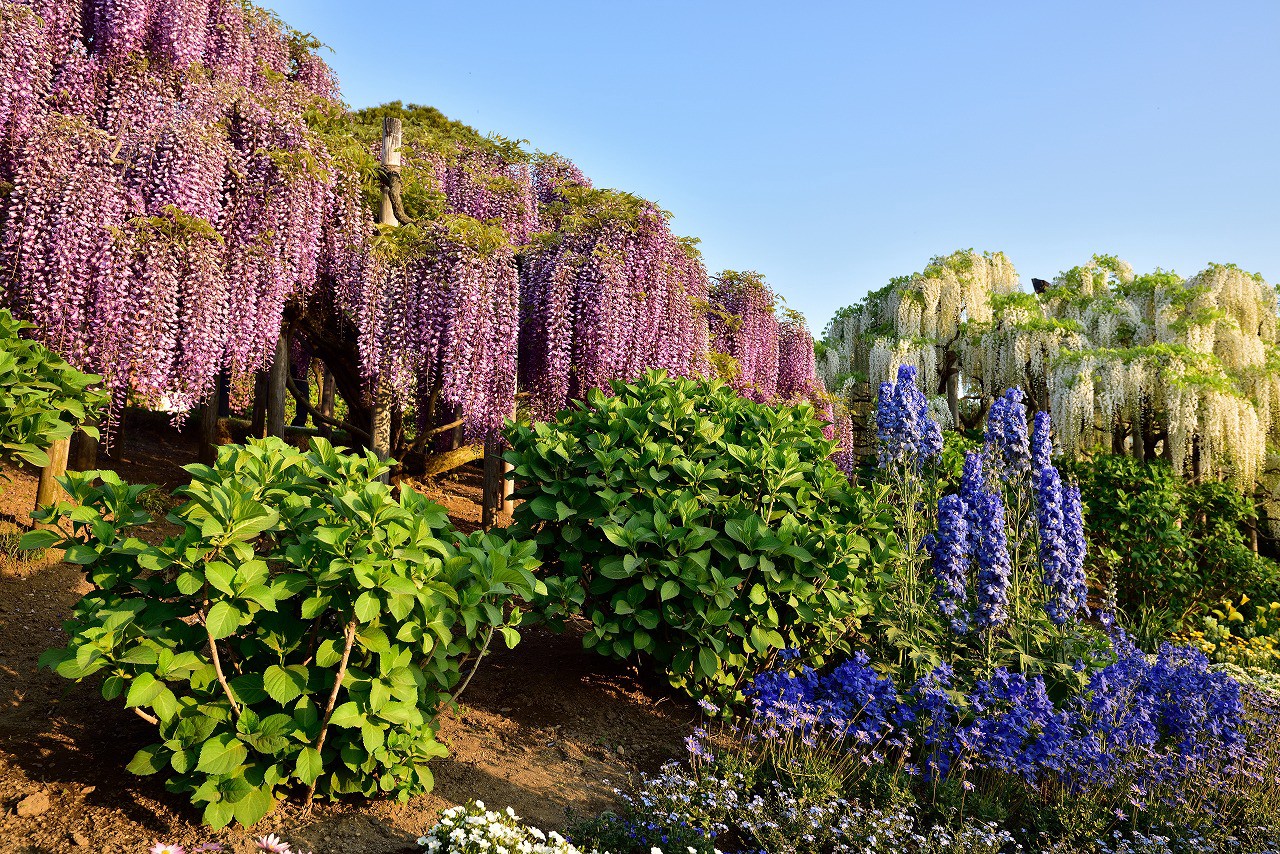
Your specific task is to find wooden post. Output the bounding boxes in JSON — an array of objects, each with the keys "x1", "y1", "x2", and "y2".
[
  {"x1": 502, "y1": 459, "x2": 515, "y2": 517},
  {"x1": 318, "y1": 366, "x2": 336, "y2": 438},
  {"x1": 70, "y1": 425, "x2": 99, "y2": 471},
  {"x1": 199, "y1": 398, "x2": 220, "y2": 466},
  {"x1": 483, "y1": 400, "x2": 517, "y2": 528},
  {"x1": 369, "y1": 117, "x2": 403, "y2": 482},
  {"x1": 251, "y1": 372, "x2": 269, "y2": 439},
  {"x1": 266, "y1": 335, "x2": 288, "y2": 438},
  {"x1": 35, "y1": 438, "x2": 71, "y2": 515},
  {"x1": 482, "y1": 436, "x2": 502, "y2": 530}
]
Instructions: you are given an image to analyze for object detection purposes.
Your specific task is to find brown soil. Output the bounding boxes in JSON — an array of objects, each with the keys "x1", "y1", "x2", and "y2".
[{"x1": 0, "y1": 419, "x2": 694, "y2": 853}]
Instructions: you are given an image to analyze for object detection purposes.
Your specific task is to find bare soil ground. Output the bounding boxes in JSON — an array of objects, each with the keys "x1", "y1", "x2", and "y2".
[{"x1": 0, "y1": 419, "x2": 693, "y2": 853}]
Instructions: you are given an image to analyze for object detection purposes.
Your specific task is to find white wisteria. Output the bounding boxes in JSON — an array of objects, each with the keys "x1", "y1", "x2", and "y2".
[{"x1": 822, "y1": 253, "x2": 1280, "y2": 514}]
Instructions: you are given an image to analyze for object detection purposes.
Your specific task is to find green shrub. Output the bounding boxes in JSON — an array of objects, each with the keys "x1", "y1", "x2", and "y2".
[
  {"x1": 27, "y1": 438, "x2": 541, "y2": 828},
  {"x1": 0, "y1": 308, "x2": 106, "y2": 474},
  {"x1": 1066, "y1": 455, "x2": 1279, "y2": 634},
  {"x1": 505, "y1": 370, "x2": 888, "y2": 702}
]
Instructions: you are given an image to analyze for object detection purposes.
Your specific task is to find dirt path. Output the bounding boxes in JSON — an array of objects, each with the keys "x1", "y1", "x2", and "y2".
[{"x1": 0, "y1": 424, "x2": 694, "y2": 853}]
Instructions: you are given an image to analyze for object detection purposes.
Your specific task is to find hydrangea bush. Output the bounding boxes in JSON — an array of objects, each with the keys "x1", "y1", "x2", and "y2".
[
  {"x1": 507, "y1": 370, "x2": 891, "y2": 701},
  {"x1": 30, "y1": 438, "x2": 541, "y2": 827},
  {"x1": 0, "y1": 308, "x2": 105, "y2": 477}
]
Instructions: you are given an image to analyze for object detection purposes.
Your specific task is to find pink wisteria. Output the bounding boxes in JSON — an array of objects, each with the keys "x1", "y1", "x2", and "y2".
[{"x1": 0, "y1": 0, "x2": 336, "y2": 425}]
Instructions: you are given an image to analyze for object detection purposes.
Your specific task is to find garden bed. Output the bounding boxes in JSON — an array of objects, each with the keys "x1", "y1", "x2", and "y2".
[{"x1": 0, "y1": 426, "x2": 694, "y2": 853}]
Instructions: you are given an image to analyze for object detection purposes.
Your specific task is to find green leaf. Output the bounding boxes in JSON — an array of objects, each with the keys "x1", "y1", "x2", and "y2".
[
  {"x1": 263, "y1": 665, "x2": 308, "y2": 706},
  {"x1": 206, "y1": 601, "x2": 241, "y2": 640},
  {"x1": 697, "y1": 648, "x2": 718, "y2": 680},
  {"x1": 660, "y1": 580, "x2": 680, "y2": 602},
  {"x1": 17, "y1": 529, "x2": 59, "y2": 551},
  {"x1": 125, "y1": 672, "x2": 163, "y2": 708},
  {"x1": 294, "y1": 746, "x2": 323, "y2": 786},
  {"x1": 354, "y1": 592, "x2": 380, "y2": 623},
  {"x1": 232, "y1": 786, "x2": 274, "y2": 827},
  {"x1": 126, "y1": 744, "x2": 170, "y2": 775},
  {"x1": 204, "y1": 562, "x2": 236, "y2": 595},
  {"x1": 301, "y1": 594, "x2": 332, "y2": 620},
  {"x1": 63, "y1": 544, "x2": 99, "y2": 565},
  {"x1": 196, "y1": 734, "x2": 248, "y2": 776},
  {"x1": 204, "y1": 800, "x2": 235, "y2": 830},
  {"x1": 328, "y1": 702, "x2": 362, "y2": 729}
]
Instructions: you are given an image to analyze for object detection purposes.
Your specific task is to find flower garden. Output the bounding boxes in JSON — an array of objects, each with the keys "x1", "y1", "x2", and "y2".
[{"x1": 2, "y1": 1, "x2": 1280, "y2": 852}]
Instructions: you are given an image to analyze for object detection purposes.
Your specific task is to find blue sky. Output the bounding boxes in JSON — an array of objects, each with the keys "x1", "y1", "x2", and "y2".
[{"x1": 268, "y1": 0, "x2": 1280, "y2": 335}]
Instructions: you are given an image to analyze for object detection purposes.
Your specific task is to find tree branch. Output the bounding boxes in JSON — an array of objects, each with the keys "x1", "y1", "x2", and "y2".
[
  {"x1": 284, "y1": 371, "x2": 370, "y2": 441},
  {"x1": 405, "y1": 417, "x2": 467, "y2": 456},
  {"x1": 133, "y1": 707, "x2": 159, "y2": 726},
  {"x1": 305, "y1": 619, "x2": 358, "y2": 808},
  {"x1": 204, "y1": 613, "x2": 242, "y2": 719},
  {"x1": 377, "y1": 167, "x2": 413, "y2": 225},
  {"x1": 451, "y1": 626, "x2": 494, "y2": 704}
]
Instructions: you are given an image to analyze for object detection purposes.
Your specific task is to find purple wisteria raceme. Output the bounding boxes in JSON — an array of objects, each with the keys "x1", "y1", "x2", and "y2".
[
  {"x1": 521, "y1": 171, "x2": 712, "y2": 421},
  {"x1": 876, "y1": 364, "x2": 942, "y2": 469},
  {"x1": 985, "y1": 387, "x2": 1031, "y2": 481},
  {"x1": 0, "y1": 0, "x2": 344, "y2": 430},
  {"x1": 931, "y1": 494, "x2": 971, "y2": 633},
  {"x1": 708, "y1": 271, "x2": 780, "y2": 402},
  {"x1": 832, "y1": 409, "x2": 855, "y2": 476}
]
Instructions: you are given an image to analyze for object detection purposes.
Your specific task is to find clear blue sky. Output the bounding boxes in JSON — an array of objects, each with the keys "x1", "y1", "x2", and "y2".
[{"x1": 268, "y1": 0, "x2": 1280, "y2": 335}]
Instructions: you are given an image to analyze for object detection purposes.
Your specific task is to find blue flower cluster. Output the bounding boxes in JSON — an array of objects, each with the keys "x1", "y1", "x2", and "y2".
[
  {"x1": 931, "y1": 494, "x2": 971, "y2": 633},
  {"x1": 875, "y1": 365, "x2": 943, "y2": 470},
  {"x1": 1029, "y1": 410, "x2": 1088, "y2": 624},
  {"x1": 985, "y1": 388, "x2": 1032, "y2": 482},
  {"x1": 927, "y1": 391, "x2": 1089, "y2": 633},
  {"x1": 972, "y1": 485, "x2": 1013, "y2": 629},
  {"x1": 933, "y1": 451, "x2": 1013, "y2": 630},
  {"x1": 749, "y1": 633, "x2": 1256, "y2": 806}
]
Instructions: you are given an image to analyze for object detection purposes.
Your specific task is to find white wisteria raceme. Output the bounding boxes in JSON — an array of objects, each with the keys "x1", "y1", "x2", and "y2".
[
  {"x1": 821, "y1": 249, "x2": 1020, "y2": 396},
  {"x1": 823, "y1": 253, "x2": 1280, "y2": 520}
]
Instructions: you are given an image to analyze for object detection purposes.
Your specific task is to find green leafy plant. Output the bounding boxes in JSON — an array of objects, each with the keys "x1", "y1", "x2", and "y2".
[
  {"x1": 505, "y1": 370, "x2": 887, "y2": 702},
  {"x1": 0, "y1": 308, "x2": 106, "y2": 474},
  {"x1": 1066, "y1": 455, "x2": 1278, "y2": 631},
  {"x1": 27, "y1": 438, "x2": 541, "y2": 828}
]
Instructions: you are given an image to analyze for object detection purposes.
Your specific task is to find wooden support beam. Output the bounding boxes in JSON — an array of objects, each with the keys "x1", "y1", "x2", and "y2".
[
  {"x1": 423, "y1": 444, "x2": 482, "y2": 479},
  {"x1": 482, "y1": 437, "x2": 503, "y2": 530},
  {"x1": 70, "y1": 425, "x2": 98, "y2": 471},
  {"x1": 266, "y1": 335, "x2": 288, "y2": 438},
  {"x1": 35, "y1": 437, "x2": 71, "y2": 516}
]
